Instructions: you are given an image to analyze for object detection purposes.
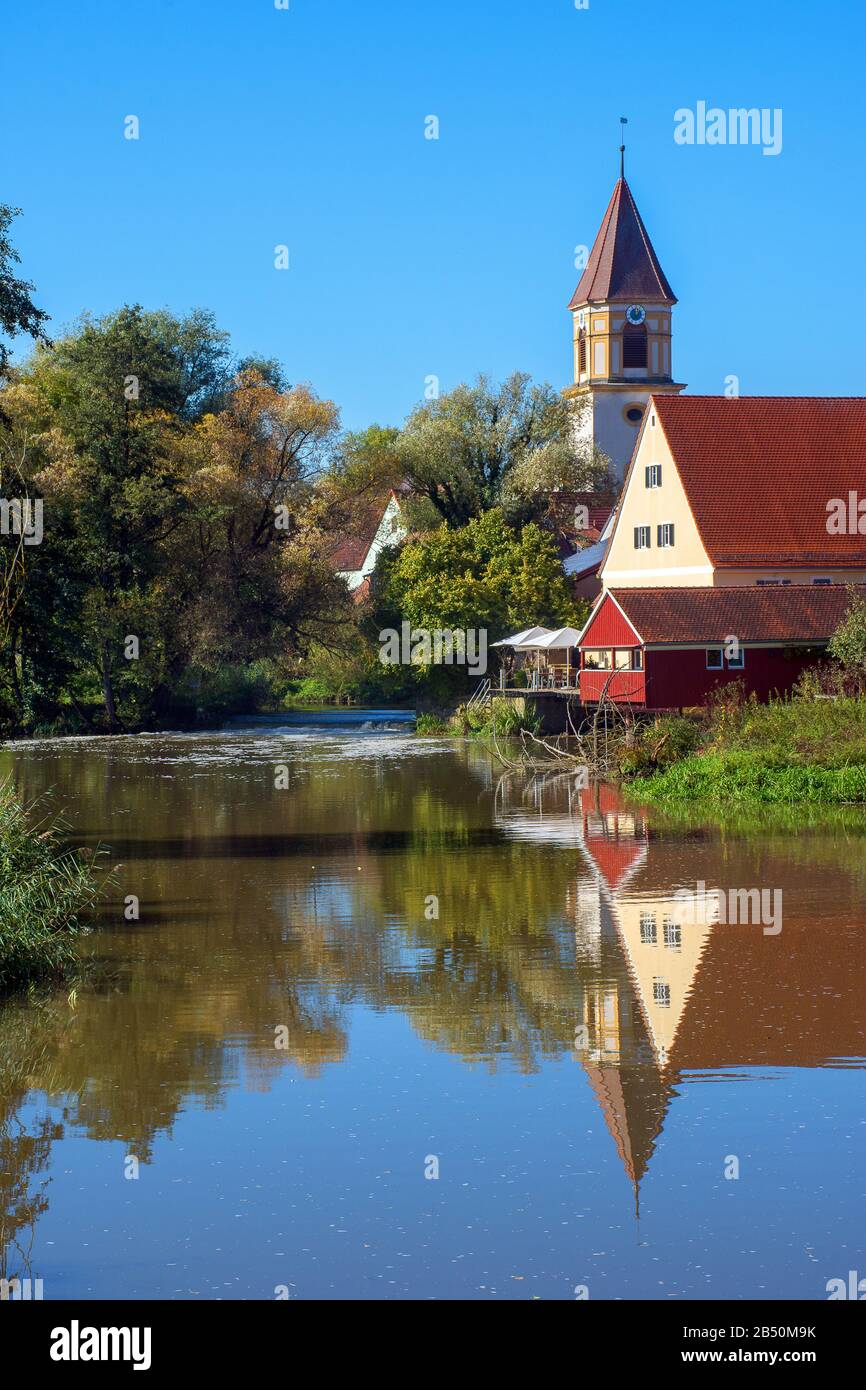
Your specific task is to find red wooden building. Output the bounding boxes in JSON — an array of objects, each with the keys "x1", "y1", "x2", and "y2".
[{"x1": 576, "y1": 585, "x2": 861, "y2": 709}]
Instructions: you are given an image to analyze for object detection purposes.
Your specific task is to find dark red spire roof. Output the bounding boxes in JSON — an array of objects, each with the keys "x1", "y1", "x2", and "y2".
[{"x1": 569, "y1": 177, "x2": 676, "y2": 308}]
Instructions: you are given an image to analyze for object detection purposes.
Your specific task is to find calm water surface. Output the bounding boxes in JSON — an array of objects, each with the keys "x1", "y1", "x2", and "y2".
[{"x1": 1, "y1": 713, "x2": 865, "y2": 1300}]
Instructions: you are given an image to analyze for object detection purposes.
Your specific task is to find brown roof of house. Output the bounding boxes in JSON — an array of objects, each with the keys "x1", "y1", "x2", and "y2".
[
  {"x1": 653, "y1": 395, "x2": 866, "y2": 567},
  {"x1": 568, "y1": 178, "x2": 676, "y2": 308},
  {"x1": 326, "y1": 494, "x2": 396, "y2": 573},
  {"x1": 606, "y1": 584, "x2": 862, "y2": 645}
]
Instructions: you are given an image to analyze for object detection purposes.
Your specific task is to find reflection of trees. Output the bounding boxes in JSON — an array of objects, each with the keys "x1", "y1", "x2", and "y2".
[
  {"x1": 3, "y1": 735, "x2": 866, "y2": 1267},
  {"x1": 0, "y1": 1001, "x2": 65, "y2": 1285}
]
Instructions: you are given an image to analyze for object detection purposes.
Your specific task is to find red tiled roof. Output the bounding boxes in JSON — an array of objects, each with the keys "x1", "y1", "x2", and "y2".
[
  {"x1": 326, "y1": 495, "x2": 395, "y2": 574},
  {"x1": 605, "y1": 585, "x2": 863, "y2": 646},
  {"x1": 653, "y1": 395, "x2": 866, "y2": 567},
  {"x1": 568, "y1": 178, "x2": 676, "y2": 308}
]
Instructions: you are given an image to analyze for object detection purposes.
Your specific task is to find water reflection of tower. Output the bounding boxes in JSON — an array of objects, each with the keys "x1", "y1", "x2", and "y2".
[
  {"x1": 572, "y1": 785, "x2": 677, "y2": 1205},
  {"x1": 495, "y1": 776, "x2": 676, "y2": 1201}
]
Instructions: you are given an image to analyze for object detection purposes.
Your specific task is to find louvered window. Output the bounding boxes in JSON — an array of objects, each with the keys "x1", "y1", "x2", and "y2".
[{"x1": 623, "y1": 324, "x2": 647, "y2": 368}]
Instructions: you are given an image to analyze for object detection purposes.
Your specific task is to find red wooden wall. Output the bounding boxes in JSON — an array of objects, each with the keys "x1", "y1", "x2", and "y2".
[
  {"x1": 644, "y1": 647, "x2": 824, "y2": 709},
  {"x1": 581, "y1": 595, "x2": 641, "y2": 648}
]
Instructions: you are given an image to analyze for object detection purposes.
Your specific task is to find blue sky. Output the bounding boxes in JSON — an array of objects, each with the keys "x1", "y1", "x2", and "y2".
[{"x1": 2, "y1": 0, "x2": 864, "y2": 430}]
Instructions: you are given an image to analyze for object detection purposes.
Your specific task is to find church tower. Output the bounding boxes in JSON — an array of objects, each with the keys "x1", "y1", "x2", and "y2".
[{"x1": 566, "y1": 161, "x2": 685, "y2": 483}]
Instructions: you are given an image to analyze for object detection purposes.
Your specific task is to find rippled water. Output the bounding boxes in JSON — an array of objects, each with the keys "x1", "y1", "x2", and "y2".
[{"x1": 1, "y1": 714, "x2": 865, "y2": 1300}]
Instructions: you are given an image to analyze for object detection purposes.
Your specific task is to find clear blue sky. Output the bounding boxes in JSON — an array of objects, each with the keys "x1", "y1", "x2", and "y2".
[{"x1": 2, "y1": 0, "x2": 864, "y2": 430}]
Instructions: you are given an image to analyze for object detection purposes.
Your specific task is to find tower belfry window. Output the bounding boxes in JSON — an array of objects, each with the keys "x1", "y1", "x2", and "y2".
[
  {"x1": 622, "y1": 322, "x2": 648, "y2": 369},
  {"x1": 578, "y1": 329, "x2": 587, "y2": 375}
]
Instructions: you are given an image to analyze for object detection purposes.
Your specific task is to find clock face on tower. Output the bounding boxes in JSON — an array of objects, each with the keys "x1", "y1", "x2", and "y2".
[{"x1": 625, "y1": 304, "x2": 646, "y2": 326}]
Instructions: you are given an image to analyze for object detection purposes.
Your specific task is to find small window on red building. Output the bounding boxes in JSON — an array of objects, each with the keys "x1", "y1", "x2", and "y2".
[
  {"x1": 584, "y1": 649, "x2": 613, "y2": 670},
  {"x1": 706, "y1": 649, "x2": 723, "y2": 669}
]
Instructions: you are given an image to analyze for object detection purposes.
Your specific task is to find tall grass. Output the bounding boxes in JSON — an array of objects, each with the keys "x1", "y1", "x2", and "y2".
[
  {"x1": 0, "y1": 783, "x2": 104, "y2": 994},
  {"x1": 634, "y1": 751, "x2": 866, "y2": 806},
  {"x1": 629, "y1": 696, "x2": 866, "y2": 806}
]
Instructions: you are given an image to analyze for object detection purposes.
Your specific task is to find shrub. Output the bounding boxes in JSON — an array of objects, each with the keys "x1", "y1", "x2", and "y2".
[
  {"x1": 415, "y1": 713, "x2": 450, "y2": 735},
  {"x1": 0, "y1": 784, "x2": 105, "y2": 994},
  {"x1": 618, "y1": 714, "x2": 703, "y2": 776},
  {"x1": 452, "y1": 697, "x2": 540, "y2": 738}
]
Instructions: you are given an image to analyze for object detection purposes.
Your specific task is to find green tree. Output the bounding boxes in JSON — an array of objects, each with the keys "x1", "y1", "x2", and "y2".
[
  {"x1": 373, "y1": 507, "x2": 584, "y2": 646},
  {"x1": 393, "y1": 373, "x2": 608, "y2": 528},
  {"x1": 828, "y1": 589, "x2": 866, "y2": 684},
  {"x1": 10, "y1": 307, "x2": 217, "y2": 725},
  {"x1": 0, "y1": 205, "x2": 50, "y2": 379}
]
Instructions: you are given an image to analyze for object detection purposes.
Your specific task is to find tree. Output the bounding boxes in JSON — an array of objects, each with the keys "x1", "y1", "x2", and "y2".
[
  {"x1": 0, "y1": 305, "x2": 357, "y2": 734},
  {"x1": 0, "y1": 205, "x2": 50, "y2": 379},
  {"x1": 393, "y1": 373, "x2": 609, "y2": 528},
  {"x1": 373, "y1": 507, "x2": 584, "y2": 645},
  {"x1": 9, "y1": 306, "x2": 220, "y2": 726},
  {"x1": 828, "y1": 588, "x2": 866, "y2": 683},
  {"x1": 172, "y1": 368, "x2": 351, "y2": 670},
  {"x1": 3, "y1": 307, "x2": 255, "y2": 728},
  {"x1": 313, "y1": 424, "x2": 405, "y2": 535}
]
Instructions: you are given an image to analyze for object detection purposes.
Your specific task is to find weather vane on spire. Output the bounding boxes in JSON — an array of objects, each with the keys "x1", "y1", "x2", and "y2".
[{"x1": 619, "y1": 116, "x2": 628, "y2": 178}]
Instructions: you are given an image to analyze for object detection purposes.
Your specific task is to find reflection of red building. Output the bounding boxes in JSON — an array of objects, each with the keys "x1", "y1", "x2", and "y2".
[
  {"x1": 577, "y1": 585, "x2": 860, "y2": 708},
  {"x1": 572, "y1": 783, "x2": 866, "y2": 1203}
]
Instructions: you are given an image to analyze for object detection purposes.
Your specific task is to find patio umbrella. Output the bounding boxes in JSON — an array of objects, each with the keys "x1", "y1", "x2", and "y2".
[
  {"x1": 517, "y1": 626, "x2": 584, "y2": 689},
  {"x1": 526, "y1": 626, "x2": 585, "y2": 649},
  {"x1": 490, "y1": 626, "x2": 553, "y2": 647}
]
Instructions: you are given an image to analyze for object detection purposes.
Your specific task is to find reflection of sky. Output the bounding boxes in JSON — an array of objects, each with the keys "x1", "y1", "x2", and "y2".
[
  {"x1": 300, "y1": 879, "x2": 356, "y2": 925},
  {"x1": 13, "y1": 1021, "x2": 866, "y2": 1301}
]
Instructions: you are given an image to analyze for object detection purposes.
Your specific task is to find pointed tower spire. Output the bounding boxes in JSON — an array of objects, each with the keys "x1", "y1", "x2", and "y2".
[
  {"x1": 564, "y1": 152, "x2": 685, "y2": 482},
  {"x1": 568, "y1": 176, "x2": 676, "y2": 308}
]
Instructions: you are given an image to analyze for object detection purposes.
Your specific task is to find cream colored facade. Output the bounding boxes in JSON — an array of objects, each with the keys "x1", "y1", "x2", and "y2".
[
  {"x1": 601, "y1": 409, "x2": 713, "y2": 587},
  {"x1": 613, "y1": 893, "x2": 715, "y2": 1067}
]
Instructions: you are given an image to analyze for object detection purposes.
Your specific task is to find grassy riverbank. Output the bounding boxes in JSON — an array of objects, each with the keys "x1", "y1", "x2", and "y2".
[
  {"x1": 0, "y1": 784, "x2": 103, "y2": 994},
  {"x1": 629, "y1": 696, "x2": 866, "y2": 806},
  {"x1": 416, "y1": 698, "x2": 540, "y2": 739}
]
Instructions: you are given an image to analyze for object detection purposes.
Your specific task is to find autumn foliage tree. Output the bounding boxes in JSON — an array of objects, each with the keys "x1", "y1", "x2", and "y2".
[{"x1": 0, "y1": 307, "x2": 353, "y2": 732}]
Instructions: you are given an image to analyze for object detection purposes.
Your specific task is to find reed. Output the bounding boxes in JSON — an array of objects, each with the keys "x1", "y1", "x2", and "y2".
[{"x1": 0, "y1": 781, "x2": 104, "y2": 994}]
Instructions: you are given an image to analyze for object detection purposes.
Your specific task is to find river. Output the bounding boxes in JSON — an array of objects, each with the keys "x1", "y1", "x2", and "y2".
[{"x1": 1, "y1": 712, "x2": 865, "y2": 1300}]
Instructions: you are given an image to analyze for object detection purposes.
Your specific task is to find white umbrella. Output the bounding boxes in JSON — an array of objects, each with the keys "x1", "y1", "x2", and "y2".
[
  {"x1": 491, "y1": 626, "x2": 553, "y2": 647},
  {"x1": 516, "y1": 626, "x2": 583, "y2": 689},
  {"x1": 525, "y1": 626, "x2": 584, "y2": 649},
  {"x1": 517, "y1": 628, "x2": 586, "y2": 647}
]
